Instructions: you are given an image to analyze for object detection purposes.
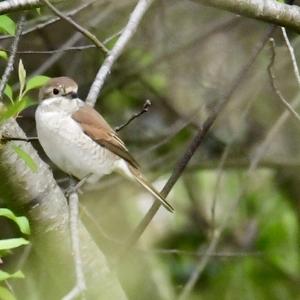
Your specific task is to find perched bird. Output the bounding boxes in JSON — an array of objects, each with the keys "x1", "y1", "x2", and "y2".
[{"x1": 36, "y1": 77, "x2": 174, "y2": 212}]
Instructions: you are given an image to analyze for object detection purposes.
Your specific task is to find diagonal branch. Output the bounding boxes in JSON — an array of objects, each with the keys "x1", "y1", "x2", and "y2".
[
  {"x1": 0, "y1": 16, "x2": 25, "y2": 100},
  {"x1": 117, "y1": 26, "x2": 275, "y2": 262},
  {"x1": 0, "y1": 0, "x2": 95, "y2": 41},
  {"x1": 86, "y1": 0, "x2": 154, "y2": 106},
  {"x1": 193, "y1": 0, "x2": 300, "y2": 33},
  {"x1": 268, "y1": 37, "x2": 300, "y2": 122},
  {"x1": 41, "y1": 0, "x2": 108, "y2": 54},
  {"x1": 115, "y1": 99, "x2": 151, "y2": 132}
]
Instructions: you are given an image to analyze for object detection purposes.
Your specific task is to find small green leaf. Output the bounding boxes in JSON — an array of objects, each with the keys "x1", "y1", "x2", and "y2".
[
  {"x1": 36, "y1": 7, "x2": 41, "y2": 15},
  {"x1": 0, "y1": 286, "x2": 16, "y2": 300},
  {"x1": 0, "y1": 15, "x2": 16, "y2": 36},
  {"x1": 0, "y1": 51, "x2": 8, "y2": 60},
  {"x1": 24, "y1": 75, "x2": 50, "y2": 93},
  {"x1": 0, "y1": 98, "x2": 33, "y2": 123},
  {"x1": 0, "y1": 270, "x2": 24, "y2": 281},
  {"x1": 18, "y1": 59, "x2": 26, "y2": 96},
  {"x1": 0, "y1": 209, "x2": 30, "y2": 235},
  {"x1": 12, "y1": 146, "x2": 38, "y2": 173},
  {"x1": 0, "y1": 238, "x2": 29, "y2": 251},
  {"x1": 4, "y1": 85, "x2": 13, "y2": 102}
]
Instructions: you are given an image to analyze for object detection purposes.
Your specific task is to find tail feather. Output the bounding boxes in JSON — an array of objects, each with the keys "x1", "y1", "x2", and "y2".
[{"x1": 128, "y1": 166, "x2": 174, "y2": 213}]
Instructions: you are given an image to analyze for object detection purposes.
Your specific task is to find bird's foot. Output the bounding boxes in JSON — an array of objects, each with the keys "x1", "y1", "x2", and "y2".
[{"x1": 64, "y1": 174, "x2": 91, "y2": 198}]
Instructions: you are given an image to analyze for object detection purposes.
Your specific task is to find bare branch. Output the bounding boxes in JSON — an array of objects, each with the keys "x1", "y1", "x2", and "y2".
[
  {"x1": 0, "y1": 0, "x2": 41, "y2": 14},
  {"x1": 0, "y1": 16, "x2": 25, "y2": 100},
  {"x1": 41, "y1": 0, "x2": 108, "y2": 54},
  {"x1": 0, "y1": 119, "x2": 128, "y2": 299},
  {"x1": 211, "y1": 145, "x2": 230, "y2": 229},
  {"x1": 0, "y1": 30, "x2": 122, "y2": 55},
  {"x1": 0, "y1": 0, "x2": 96, "y2": 41},
  {"x1": 115, "y1": 99, "x2": 151, "y2": 132},
  {"x1": 62, "y1": 192, "x2": 86, "y2": 300},
  {"x1": 268, "y1": 38, "x2": 300, "y2": 122},
  {"x1": 117, "y1": 27, "x2": 275, "y2": 263},
  {"x1": 193, "y1": 0, "x2": 300, "y2": 33},
  {"x1": 281, "y1": 27, "x2": 300, "y2": 86},
  {"x1": 86, "y1": 0, "x2": 154, "y2": 106},
  {"x1": 178, "y1": 231, "x2": 221, "y2": 300},
  {"x1": 29, "y1": 3, "x2": 128, "y2": 77},
  {"x1": 251, "y1": 28, "x2": 300, "y2": 171}
]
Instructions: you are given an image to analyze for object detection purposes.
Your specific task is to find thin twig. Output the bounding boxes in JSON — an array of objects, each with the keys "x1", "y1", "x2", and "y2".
[
  {"x1": 142, "y1": 248, "x2": 262, "y2": 257},
  {"x1": 268, "y1": 38, "x2": 300, "y2": 122},
  {"x1": 0, "y1": 16, "x2": 25, "y2": 100},
  {"x1": 177, "y1": 27, "x2": 277, "y2": 300},
  {"x1": 116, "y1": 27, "x2": 275, "y2": 264},
  {"x1": 41, "y1": 0, "x2": 108, "y2": 54},
  {"x1": 29, "y1": 3, "x2": 131, "y2": 78},
  {"x1": 86, "y1": 0, "x2": 154, "y2": 105},
  {"x1": 62, "y1": 192, "x2": 86, "y2": 300},
  {"x1": 1, "y1": 30, "x2": 123, "y2": 55},
  {"x1": 115, "y1": 99, "x2": 151, "y2": 132},
  {"x1": 281, "y1": 27, "x2": 300, "y2": 86},
  {"x1": 211, "y1": 145, "x2": 230, "y2": 229},
  {"x1": 250, "y1": 28, "x2": 300, "y2": 171},
  {"x1": 0, "y1": 0, "x2": 96, "y2": 41},
  {"x1": 178, "y1": 230, "x2": 221, "y2": 300}
]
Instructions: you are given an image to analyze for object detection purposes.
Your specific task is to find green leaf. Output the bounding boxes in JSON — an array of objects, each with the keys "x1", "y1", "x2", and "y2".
[
  {"x1": 12, "y1": 146, "x2": 38, "y2": 173},
  {"x1": 18, "y1": 59, "x2": 26, "y2": 96},
  {"x1": 0, "y1": 270, "x2": 24, "y2": 281},
  {"x1": 0, "y1": 209, "x2": 30, "y2": 235},
  {"x1": 0, "y1": 15, "x2": 16, "y2": 36},
  {"x1": 0, "y1": 238, "x2": 29, "y2": 251},
  {"x1": 24, "y1": 75, "x2": 50, "y2": 93},
  {"x1": 0, "y1": 51, "x2": 7, "y2": 60},
  {"x1": 4, "y1": 85, "x2": 13, "y2": 102},
  {"x1": 0, "y1": 286, "x2": 16, "y2": 300},
  {"x1": 0, "y1": 98, "x2": 33, "y2": 123}
]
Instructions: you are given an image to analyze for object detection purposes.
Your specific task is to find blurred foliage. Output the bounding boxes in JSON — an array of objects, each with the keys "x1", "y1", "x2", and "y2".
[{"x1": 1, "y1": 0, "x2": 300, "y2": 299}]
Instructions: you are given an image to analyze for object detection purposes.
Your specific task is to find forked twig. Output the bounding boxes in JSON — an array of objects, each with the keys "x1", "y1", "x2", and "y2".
[
  {"x1": 268, "y1": 38, "x2": 300, "y2": 122},
  {"x1": 41, "y1": 0, "x2": 108, "y2": 54},
  {"x1": 115, "y1": 99, "x2": 151, "y2": 132}
]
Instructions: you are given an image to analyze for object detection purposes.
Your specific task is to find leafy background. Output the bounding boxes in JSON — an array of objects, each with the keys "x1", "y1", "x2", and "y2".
[{"x1": 0, "y1": 0, "x2": 300, "y2": 299}]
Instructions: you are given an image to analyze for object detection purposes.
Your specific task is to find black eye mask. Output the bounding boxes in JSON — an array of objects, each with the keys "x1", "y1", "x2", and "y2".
[{"x1": 63, "y1": 91, "x2": 78, "y2": 99}]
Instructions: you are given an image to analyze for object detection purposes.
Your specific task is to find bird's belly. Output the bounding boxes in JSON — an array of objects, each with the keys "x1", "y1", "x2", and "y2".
[{"x1": 36, "y1": 111, "x2": 117, "y2": 182}]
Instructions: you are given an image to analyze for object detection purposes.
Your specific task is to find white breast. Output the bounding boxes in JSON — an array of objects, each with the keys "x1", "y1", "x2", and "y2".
[{"x1": 35, "y1": 97, "x2": 119, "y2": 183}]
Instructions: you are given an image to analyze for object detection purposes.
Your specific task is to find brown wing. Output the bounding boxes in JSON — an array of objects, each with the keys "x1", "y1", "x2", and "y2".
[{"x1": 72, "y1": 105, "x2": 139, "y2": 169}]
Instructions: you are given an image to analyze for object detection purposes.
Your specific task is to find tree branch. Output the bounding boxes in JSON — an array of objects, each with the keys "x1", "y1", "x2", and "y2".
[
  {"x1": 0, "y1": 16, "x2": 25, "y2": 100},
  {"x1": 117, "y1": 26, "x2": 275, "y2": 262},
  {"x1": 0, "y1": 0, "x2": 95, "y2": 41},
  {"x1": 0, "y1": 120, "x2": 128, "y2": 299},
  {"x1": 86, "y1": 0, "x2": 154, "y2": 106},
  {"x1": 41, "y1": 0, "x2": 108, "y2": 54},
  {"x1": 0, "y1": 0, "x2": 41, "y2": 14},
  {"x1": 193, "y1": 0, "x2": 300, "y2": 33},
  {"x1": 115, "y1": 99, "x2": 151, "y2": 132},
  {"x1": 268, "y1": 37, "x2": 300, "y2": 122}
]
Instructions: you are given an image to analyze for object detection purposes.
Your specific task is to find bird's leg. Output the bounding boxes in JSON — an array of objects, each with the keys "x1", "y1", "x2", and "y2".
[{"x1": 65, "y1": 174, "x2": 91, "y2": 198}]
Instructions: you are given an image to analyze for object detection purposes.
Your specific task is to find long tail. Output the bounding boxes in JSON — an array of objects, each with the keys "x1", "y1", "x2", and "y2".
[{"x1": 128, "y1": 165, "x2": 174, "y2": 213}]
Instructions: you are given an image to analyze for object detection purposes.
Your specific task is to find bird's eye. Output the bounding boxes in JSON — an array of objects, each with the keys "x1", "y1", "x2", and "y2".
[{"x1": 53, "y1": 88, "x2": 60, "y2": 95}]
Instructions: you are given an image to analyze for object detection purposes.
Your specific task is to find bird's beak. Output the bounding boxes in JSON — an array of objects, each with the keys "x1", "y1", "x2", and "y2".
[{"x1": 63, "y1": 91, "x2": 78, "y2": 99}]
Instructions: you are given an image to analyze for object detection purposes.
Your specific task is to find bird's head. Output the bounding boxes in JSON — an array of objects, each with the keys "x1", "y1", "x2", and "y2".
[{"x1": 39, "y1": 77, "x2": 78, "y2": 102}]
